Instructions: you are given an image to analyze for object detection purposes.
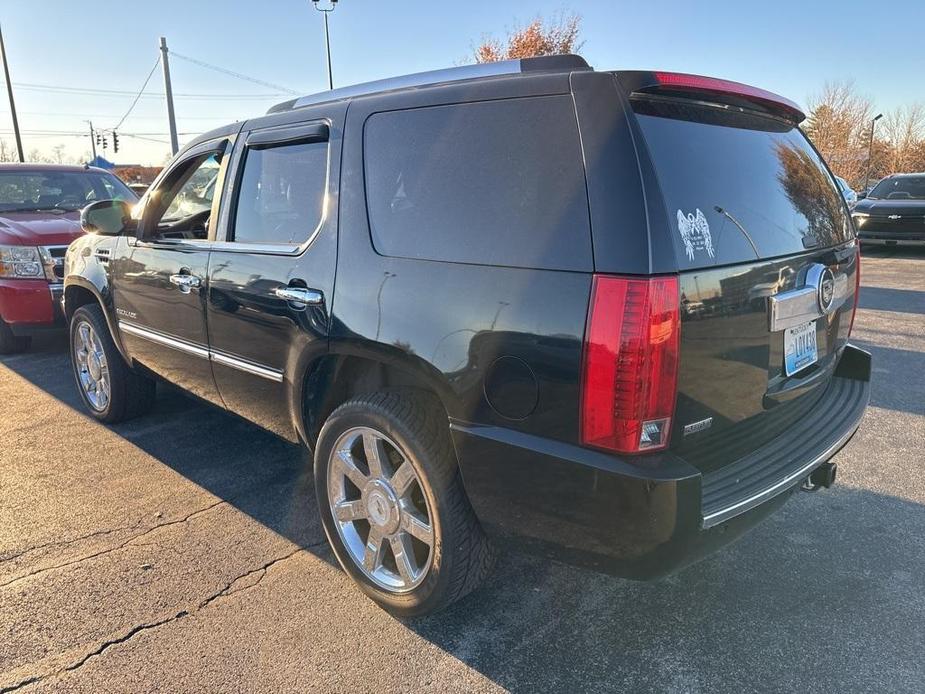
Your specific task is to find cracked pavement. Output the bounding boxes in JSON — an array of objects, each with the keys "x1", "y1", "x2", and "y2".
[{"x1": 1, "y1": 248, "x2": 924, "y2": 693}]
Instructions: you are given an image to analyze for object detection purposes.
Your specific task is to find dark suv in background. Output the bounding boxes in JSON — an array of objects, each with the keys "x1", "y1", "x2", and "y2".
[
  {"x1": 64, "y1": 55, "x2": 870, "y2": 616},
  {"x1": 853, "y1": 172, "x2": 925, "y2": 247}
]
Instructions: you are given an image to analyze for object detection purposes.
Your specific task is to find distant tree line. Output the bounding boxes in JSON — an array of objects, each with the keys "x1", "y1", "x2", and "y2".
[{"x1": 803, "y1": 82, "x2": 925, "y2": 191}]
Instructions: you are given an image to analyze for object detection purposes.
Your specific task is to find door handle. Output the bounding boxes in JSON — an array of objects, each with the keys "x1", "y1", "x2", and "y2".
[
  {"x1": 273, "y1": 286, "x2": 324, "y2": 307},
  {"x1": 169, "y1": 273, "x2": 201, "y2": 294}
]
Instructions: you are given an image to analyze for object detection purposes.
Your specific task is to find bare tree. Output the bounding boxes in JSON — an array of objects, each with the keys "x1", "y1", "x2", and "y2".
[
  {"x1": 51, "y1": 144, "x2": 67, "y2": 164},
  {"x1": 881, "y1": 104, "x2": 925, "y2": 174},
  {"x1": 27, "y1": 148, "x2": 52, "y2": 164},
  {"x1": 473, "y1": 14, "x2": 582, "y2": 63},
  {"x1": 0, "y1": 140, "x2": 18, "y2": 162},
  {"x1": 803, "y1": 81, "x2": 873, "y2": 188}
]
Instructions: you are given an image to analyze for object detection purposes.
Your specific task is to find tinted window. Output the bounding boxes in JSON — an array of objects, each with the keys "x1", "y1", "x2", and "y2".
[
  {"x1": 232, "y1": 141, "x2": 328, "y2": 245},
  {"x1": 633, "y1": 100, "x2": 851, "y2": 269},
  {"x1": 364, "y1": 96, "x2": 592, "y2": 270}
]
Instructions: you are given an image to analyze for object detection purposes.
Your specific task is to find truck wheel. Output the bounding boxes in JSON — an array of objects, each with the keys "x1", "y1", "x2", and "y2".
[
  {"x1": 315, "y1": 391, "x2": 494, "y2": 617},
  {"x1": 69, "y1": 304, "x2": 155, "y2": 423},
  {"x1": 0, "y1": 319, "x2": 30, "y2": 354}
]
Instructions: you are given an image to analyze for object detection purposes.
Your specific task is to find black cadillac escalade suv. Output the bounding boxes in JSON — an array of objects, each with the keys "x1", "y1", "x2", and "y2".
[{"x1": 64, "y1": 55, "x2": 870, "y2": 616}]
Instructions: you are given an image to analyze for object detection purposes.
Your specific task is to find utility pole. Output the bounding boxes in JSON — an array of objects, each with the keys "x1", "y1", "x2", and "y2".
[
  {"x1": 864, "y1": 113, "x2": 883, "y2": 193},
  {"x1": 311, "y1": 0, "x2": 338, "y2": 90},
  {"x1": 86, "y1": 121, "x2": 97, "y2": 160},
  {"x1": 0, "y1": 24, "x2": 24, "y2": 162},
  {"x1": 159, "y1": 36, "x2": 179, "y2": 156}
]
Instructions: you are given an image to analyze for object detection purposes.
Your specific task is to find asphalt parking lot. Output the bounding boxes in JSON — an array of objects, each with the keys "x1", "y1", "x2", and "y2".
[{"x1": 1, "y1": 247, "x2": 923, "y2": 694}]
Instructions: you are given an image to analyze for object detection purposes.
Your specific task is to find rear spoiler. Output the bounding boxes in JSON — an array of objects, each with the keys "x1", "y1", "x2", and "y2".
[{"x1": 615, "y1": 70, "x2": 805, "y2": 124}]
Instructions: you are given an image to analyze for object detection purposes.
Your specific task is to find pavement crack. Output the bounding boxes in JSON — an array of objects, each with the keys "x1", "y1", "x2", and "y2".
[
  {"x1": 198, "y1": 548, "x2": 304, "y2": 609},
  {"x1": 0, "y1": 499, "x2": 227, "y2": 590},
  {"x1": 0, "y1": 547, "x2": 310, "y2": 692},
  {"x1": 0, "y1": 522, "x2": 144, "y2": 566}
]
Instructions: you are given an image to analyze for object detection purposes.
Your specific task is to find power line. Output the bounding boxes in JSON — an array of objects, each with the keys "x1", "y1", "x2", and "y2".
[
  {"x1": 13, "y1": 82, "x2": 287, "y2": 99},
  {"x1": 0, "y1": 129, "x2": 202, "y2": 136},
  {"x1": 112, "y1": 57, "x2": 161, "y2": 130},
  {"x1": 20, "y1": 110, "x2": 240, "y2": 120},
  {"x1": 169, "y1": 51, "x2": 300, "y2": 95},
  {"x1": 119, "y1": 132, "x2": 172, "y2": 145}
]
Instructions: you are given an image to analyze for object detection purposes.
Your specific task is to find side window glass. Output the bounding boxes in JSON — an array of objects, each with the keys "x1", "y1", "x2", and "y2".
[
  {"x1": 232, "y1": 140, "x2": 328, "y2": 245},
  {"x1": 145, "y1": 152, "x2": 223, "y2": 241},
  {"x1": 363, "y1": 97, "x2": 592, "y2": 270}
]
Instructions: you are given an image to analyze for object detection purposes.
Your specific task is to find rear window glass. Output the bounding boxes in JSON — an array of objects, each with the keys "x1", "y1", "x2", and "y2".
[
  {"x1": 633, "y1": 100, "x2": 851, "y2": 269},
  {"x1": 363, "y1": 96, "x2": 592, "y2": 270}
]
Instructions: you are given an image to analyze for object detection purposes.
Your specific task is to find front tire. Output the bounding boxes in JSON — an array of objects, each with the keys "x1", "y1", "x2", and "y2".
[
  {"x1": 69, "y1": 304, "x2": 155, "y2": 423},
  {"x1": 315, "y1": 391, "x2": 494, "y2": 617},
  {"x1": 0, "y1": 318, "x2": 30, "y2": 354}
]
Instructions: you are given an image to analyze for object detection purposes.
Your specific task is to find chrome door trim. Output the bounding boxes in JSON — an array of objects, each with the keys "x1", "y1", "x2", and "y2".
[
  {"x1": 119, "y1": 321, "x2": 285, "y2": 383},
  {"x1": 210, "y1": 350, "x2": 284, "y2": 383},
  {"x1": 273, "y1": 286, "x2": 324, "y2": 306},
  {"x1": 768, "y1": 263, "x2": 850, "y2": 332},
  {"x1": 119, "y1": 321, "x2": 210, "y2": 359}
]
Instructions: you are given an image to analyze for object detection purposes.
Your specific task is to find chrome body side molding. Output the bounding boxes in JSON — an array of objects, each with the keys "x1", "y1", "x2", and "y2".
[{"x1": 118, "y1": 321, "x2": 284, "y2": 383}]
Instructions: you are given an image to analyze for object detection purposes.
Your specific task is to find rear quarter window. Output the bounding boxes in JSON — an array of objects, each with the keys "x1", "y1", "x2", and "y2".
[
  {"x1": 363, "y1": 96, "x2": 592, "y2": 270},
  {"x1": 632, "y1": 100, "x2": 851, "y2": 269}
]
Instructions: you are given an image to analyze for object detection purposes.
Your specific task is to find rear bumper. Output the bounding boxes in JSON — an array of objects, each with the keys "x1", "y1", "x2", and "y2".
[
  {"x1": 0, "y1": 280, "x2": 65, "y2": 333},
  {"x1": 451, "y1": 344, "x2": 870, "y2": 579}
]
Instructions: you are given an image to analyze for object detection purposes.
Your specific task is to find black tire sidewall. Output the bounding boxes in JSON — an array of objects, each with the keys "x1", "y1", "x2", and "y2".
[
  {"x1": 315, "y1": 397, "x2": 458, "y2": 617},
  {"x1": 69, "y1": 305, "x2": 121, "y2": 421},
  {"x1": 0, "y1": 318, "x2": 29, "y2": 354}
]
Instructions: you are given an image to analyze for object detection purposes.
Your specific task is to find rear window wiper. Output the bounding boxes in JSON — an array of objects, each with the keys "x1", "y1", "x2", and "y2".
[{"x1": 714, "y1": 205, "x2": 761, "y2": 258}]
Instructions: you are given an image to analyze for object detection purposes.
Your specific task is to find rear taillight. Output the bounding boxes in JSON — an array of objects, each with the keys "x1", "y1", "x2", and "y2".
[
  {"x1": 580, "y1": 275, "x2": 680, "y2": 455},
  {"x1": 848, "y1": 246, "x2": 861, "y2": 338}
]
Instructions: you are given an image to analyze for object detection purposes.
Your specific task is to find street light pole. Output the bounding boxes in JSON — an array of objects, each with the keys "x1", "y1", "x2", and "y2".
[
  {"x1": 311, "y1": 0, "x2": 338, "y2": 90},
  {"x1": 864, "y1": 113, "x2": 883, "y2": 193},
  {"x1": 0, "y1": 24, "x2": 24, "y2": 162}
]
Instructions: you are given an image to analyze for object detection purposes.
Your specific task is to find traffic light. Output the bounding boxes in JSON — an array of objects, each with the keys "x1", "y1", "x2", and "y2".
[
  {"x1": 95, "y1": 133, "x2": 101, "y2": 145},
  {"x1": 112, "y1": 131, "x2": 119, "y2": 153},
  {"x1": 101, "y1": 137, "x2": 108, "y2": 150}
]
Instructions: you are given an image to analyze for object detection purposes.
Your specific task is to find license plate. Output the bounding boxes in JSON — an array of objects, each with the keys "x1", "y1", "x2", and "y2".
[{"x1": 784, "y1": 321, "x2": 818, "y2": 376}]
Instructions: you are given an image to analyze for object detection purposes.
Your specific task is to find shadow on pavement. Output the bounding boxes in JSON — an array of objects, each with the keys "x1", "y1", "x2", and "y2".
[
  {"x1": 858, "y1": 286, "x2": 925, "y2": 316},
  {"x1": 860, "y1": 245, "x2": 925, "y2": 261},
  {"x1": 3, "y1": 334, "x2": 924, "y2": 692}
]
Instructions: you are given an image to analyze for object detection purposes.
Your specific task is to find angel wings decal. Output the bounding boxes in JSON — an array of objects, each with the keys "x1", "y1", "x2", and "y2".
[{"x1": 676, "y1": 208, "x2": 715, "y2": 261}]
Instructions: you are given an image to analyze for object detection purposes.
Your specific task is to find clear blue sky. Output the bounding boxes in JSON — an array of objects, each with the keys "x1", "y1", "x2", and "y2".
[{"x1": 1, "y1": 0, "x2": 923, "y2": 165}]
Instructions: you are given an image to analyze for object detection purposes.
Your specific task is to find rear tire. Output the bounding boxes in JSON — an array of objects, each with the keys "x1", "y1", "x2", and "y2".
[
  {"x1": 69, "y1": 303, "x2": 155, "y2": 423},
  {"x1": 0, "y1": 319, "x2": 31, "y2": 354},
  {"x1": 315, "y1": 391, "x2": 494, "y2": 617}
]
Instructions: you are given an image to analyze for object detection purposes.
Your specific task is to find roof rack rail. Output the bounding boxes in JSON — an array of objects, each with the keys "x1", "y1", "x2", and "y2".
[{"x1": 268, "y1": 54, "x2": 590, "y2": 114}]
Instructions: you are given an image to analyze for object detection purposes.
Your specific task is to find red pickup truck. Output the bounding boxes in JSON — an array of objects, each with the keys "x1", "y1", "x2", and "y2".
[{"x1": 0, "y1": 164, "x2": 136, "y2": 353}]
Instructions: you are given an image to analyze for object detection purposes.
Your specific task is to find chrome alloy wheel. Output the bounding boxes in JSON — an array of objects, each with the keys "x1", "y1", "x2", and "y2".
[
  {"x1": 73, "y1": 320, "x2": 110, "y2": 412},
  {"x1": 328, "y1": 426, "x2": 435, "y2": 592}
]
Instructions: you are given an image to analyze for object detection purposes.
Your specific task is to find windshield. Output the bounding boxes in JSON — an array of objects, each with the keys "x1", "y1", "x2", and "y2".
[
  {"x1": 868, "y1": 176, "x2": 925, "y2": 200},
  {"x1": 0, "y1": 170, "x2": 136, "y2": 213},
  {"x1": 632, "y1": 99, "x2": 850, "y2": 269}
]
